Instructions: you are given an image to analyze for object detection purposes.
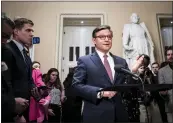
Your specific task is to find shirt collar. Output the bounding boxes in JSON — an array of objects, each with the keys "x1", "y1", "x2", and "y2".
[
  {"x1": 12, "y1": 40, "x2": 24, "y2": 52},
  {"x1": 96, "y1": 49, "x2": 111, "y2": 58}
]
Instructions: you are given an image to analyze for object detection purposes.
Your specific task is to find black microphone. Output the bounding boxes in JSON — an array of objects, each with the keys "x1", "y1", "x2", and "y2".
[{"x1": 114, "y1": 64, "x2": 139, "y2": 78}]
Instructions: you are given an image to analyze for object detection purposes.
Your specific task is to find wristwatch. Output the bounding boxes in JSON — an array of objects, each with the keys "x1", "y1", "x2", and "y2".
[{"x1": 97, "y1": 91, "x2": 104, "y2": 99}]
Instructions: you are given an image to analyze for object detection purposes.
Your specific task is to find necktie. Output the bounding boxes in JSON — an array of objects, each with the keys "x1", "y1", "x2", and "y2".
[
  {"x1": 103, "y1": 55, "x2": 113, "y2": 82},
  {"x1": 23, "y1": 48, "x2": 31, "y2": 72}
]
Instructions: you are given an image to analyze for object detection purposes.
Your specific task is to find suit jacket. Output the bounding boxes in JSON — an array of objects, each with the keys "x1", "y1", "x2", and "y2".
[
  {"x1": 1, "y1": 41, "x2": 35, "y2": 100},
  {"x1": 72, "y1": 52, "x2": 129, "y2": 123},
  {"x1": 1, "y1": 60, "x2": 16, "y2": 122}
]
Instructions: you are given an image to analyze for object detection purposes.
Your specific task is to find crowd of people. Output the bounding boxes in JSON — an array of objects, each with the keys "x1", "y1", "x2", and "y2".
[{"x1": 1, "y1": 15, "x2": 173, "y2": 123}]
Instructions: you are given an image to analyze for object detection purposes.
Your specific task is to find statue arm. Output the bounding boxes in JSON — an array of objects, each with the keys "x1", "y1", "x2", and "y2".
[{"x1": 122, "y1": 24, "x2": 133, "y2": 50}]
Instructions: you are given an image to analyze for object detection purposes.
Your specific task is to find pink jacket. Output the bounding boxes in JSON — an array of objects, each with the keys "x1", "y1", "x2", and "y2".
[{"x1": 29, "y1": 69, "x2": 51, "y2": 122}]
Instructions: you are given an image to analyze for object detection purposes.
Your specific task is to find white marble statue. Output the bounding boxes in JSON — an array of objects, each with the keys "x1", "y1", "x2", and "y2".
[{"x1": 122, "y1": 13, "x2": 155, "y2": 69}]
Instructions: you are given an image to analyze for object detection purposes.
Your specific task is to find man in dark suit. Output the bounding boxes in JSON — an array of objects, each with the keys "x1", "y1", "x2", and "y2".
[
  {"x1": 1, "y1": 16, "x2": 31, "y2": 122},
  {"x1": 72, "y1": 25, "x2": 144, "y2": 123},
  {"x1": 2, "y1": 17, "x2": 40, "y2": 122}
]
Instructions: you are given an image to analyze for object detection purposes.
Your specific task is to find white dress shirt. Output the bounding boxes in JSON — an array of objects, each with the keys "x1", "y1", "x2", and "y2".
[
  {"x1": 96, "y1": 49, "x2": 115, "y2": 80},
  {"x1": 12, "y1": 40, "x2": 25, "y2": 60}
]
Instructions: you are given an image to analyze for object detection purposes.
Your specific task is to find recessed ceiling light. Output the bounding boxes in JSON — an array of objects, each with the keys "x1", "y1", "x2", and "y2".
[
  {"x1": 81, "y1": 21, "x2": 84, "y2": 24},
  {"x1": 171, "y1": 21, "x2": 173, "y2": 24}
]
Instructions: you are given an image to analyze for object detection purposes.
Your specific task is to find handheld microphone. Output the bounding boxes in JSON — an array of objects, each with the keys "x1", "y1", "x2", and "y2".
[{"x1": 114, "y1": 64, "x2": 139, "y2": 79}]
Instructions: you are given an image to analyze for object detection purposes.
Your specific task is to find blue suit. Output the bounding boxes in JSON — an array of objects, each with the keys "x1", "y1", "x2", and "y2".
[{"x1": 72, "y1": 52, "x2": 129, "y2": 123}]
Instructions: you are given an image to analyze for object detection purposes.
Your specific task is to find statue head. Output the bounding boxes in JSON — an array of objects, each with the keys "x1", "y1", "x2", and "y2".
[{"x1": 130, "y1": 13, "x2": 140, "y2": 24}]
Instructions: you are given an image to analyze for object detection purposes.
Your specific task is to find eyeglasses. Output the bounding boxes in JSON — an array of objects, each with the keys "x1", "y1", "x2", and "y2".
[{"x1": 95, "y1": 35, "x2": 112, "y2": 40}]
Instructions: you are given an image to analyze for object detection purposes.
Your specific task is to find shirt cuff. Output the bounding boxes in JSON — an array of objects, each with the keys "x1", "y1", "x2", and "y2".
[{"x1": 97, "y1": 92, "x2": 101, "y2": 99}]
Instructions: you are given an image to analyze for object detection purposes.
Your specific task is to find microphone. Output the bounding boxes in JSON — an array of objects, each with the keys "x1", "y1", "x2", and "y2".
[{"x1": 114, "y1": 64, "x2": 139, "y2": 78}]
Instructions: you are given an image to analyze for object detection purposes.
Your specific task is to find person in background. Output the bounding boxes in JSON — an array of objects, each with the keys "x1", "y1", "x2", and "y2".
[
  {"x1": 151, "y1": 62, "x2": 159, "y2": 77},
  {"x1": 137, "y1": 65, "x2": 153, "y2": 123},
  {"x1": 123, "y1": 54, "x2": 162, "y2": 123},
  {"x1": 1, "y1": 17, "x2": 41, "y2": 122},
  {"x1": 42, "y1": 73, "x2": 47, "y2": 82},
  {"x1": 62, "y1": 67, "x2": 82, "y2": 123},
  {"x1": 158, "y1": 46, "x2": 173, "y2": 123},
  {"x1": 1, "y1": 15, "x2": 14, "y2": 44},
  {"x1": 160, "y1": 46, "x2": 173, "y2": 68},
  {"x1": 137, "y1": 55, "x2": 162, "y2": 123},
  {"x1": 29, "y1": 61, "x2": 51, "y2": 123},
  {"x1": 44, "y1": 68, "x2": 66, "y2": 123},
  {"x1": 1, "y1": 15, "x2": 31, "y2": 122},
  {"x1": 151, "y1": 62, "x2": 168, "y2": 123}
]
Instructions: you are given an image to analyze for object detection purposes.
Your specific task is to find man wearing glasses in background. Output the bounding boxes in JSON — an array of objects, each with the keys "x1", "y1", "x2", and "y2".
[{"x1": 72, "y1": 25, "x2": 144, "y2": 123}]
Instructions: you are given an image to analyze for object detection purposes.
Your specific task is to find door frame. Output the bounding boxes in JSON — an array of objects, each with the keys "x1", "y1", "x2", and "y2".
[
  {"x1": 29, "y1": 45, "x2": 35, "y2": 62},
  {"x1": 156, "y1": 13, "x2": 172, "y2": 62},
  {"x1": 55, "y1": 12, "x2": 107, "y2": 80}
]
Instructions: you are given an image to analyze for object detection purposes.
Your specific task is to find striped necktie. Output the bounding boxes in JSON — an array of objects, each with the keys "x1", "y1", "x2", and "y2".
[{"x1": 23, "y1": 48, "x2": 31, "y2": 72}]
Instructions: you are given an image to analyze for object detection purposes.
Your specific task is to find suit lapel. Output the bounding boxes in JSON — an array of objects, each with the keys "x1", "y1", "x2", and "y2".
[
  {"x1": 9, "y1": 41, "x2": 25, "y2": 61},
  {"x1": 8, "y1": 41, "x2": 28, "y2": 72},
  {"x1": 110, "y1": 53, "x2": 119, "y2": 84},
  {"x1": 90, "y1": 52, "x2": 113, "y2": 85}
]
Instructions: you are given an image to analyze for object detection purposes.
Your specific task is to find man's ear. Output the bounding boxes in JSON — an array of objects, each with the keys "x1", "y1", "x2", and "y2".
[
  {"x1": 92, "y1": 38, "x2": 96, "y2": 45},
  {"x1": 14, "y1": 29, "x2": 18, "y2": 35}
]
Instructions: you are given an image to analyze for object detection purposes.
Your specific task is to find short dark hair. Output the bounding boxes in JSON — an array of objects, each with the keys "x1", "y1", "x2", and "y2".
[
  {"x1": 1, "y1": 16, "x2": 15, "y2": 29},
  {"x1": 165, "y1": 46, "x2": 173, "y2": 56},
  {"x1": 139, "y1": 54, "x2": 150, "y2": 67},
  {"x1": 14, "y1": 18, "x2": 34, "y2": 29},
  {"x1": 92, "y1": 25, "x2": 113, "y2": 38},
  {"x1": 151, "y1": 62, "x2": 159, "y2": 66},
  {"x1": 160, "y1": 61, "x2": 169, "y2": 68}
]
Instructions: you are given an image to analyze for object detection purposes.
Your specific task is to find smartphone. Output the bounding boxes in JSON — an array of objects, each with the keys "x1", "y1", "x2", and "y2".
[{"x1": 32, "y1": 37, "x2": 40, "y2": 44}]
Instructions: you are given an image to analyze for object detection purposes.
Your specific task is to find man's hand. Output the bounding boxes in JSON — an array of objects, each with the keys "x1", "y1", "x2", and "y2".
[
  {"x1": 131, "y1": 55, "x2": 144, "y2": 73},
  {"x1": 31, "y1": 87, "x2": 41, "y2": 101},
  {"x1": 13, "y1": 115, "x2": 26, "y2": 123},
  {"x1": 61, "y1": 96, "x2": 67, "y2": 103},
  {"x1": 102, "y1": 91, "x2": 117, "y2": 99},
  {"x1": 15, "y1": 97, "x2": 29, "y2": 114}
]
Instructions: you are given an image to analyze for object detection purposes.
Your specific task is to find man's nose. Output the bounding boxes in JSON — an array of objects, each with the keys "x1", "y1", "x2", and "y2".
[
  {"x1": 30, "y1": 31, "x2": 34, "y2": 37},
  {"x1": 105, "y1": 37, "x2": 109, "y2": 41}
]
